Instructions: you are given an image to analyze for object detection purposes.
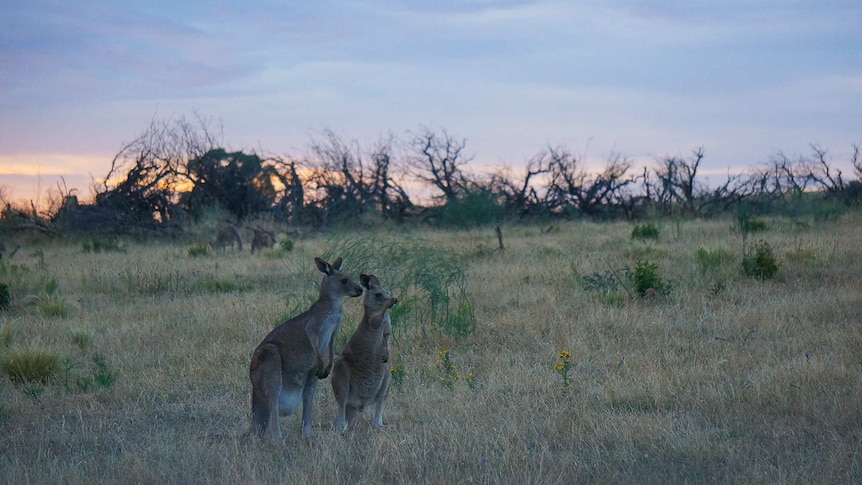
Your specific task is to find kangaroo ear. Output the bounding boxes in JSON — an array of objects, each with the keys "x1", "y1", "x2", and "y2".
[
  {"x1": 360, "y1": 274, "x2": 372, "y2": 289},
  {"x1": 314, "y1": 257, "x2": 331, "y2": 275},
  {"x1": 331, "y1": 257, "x2": 343, "y2": 270}
]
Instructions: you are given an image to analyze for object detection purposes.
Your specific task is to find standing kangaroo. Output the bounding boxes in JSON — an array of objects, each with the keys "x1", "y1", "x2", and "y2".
[
  {"x1": 331, "y1": 274, "x2": 398, "y2": 433},
  {"x1": 249, "y1": 257, "x2": 363, "y2": 440}
]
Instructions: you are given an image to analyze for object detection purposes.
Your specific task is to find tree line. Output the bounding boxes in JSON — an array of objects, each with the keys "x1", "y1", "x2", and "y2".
[{"x1": 3, "y1": 114, "x2": 861, "y2": 235}]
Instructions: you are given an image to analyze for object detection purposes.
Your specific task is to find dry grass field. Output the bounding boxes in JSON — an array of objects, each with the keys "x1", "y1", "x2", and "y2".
[{"x1": 1, "y1": 213, "x2": 860, "y2": 484}]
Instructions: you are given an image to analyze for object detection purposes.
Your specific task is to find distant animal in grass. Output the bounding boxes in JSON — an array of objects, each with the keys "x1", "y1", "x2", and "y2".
[
  {"x1": 0, "y1": 240, "x2": 20, "y2": 260},
  {"x1": 250, "y1": 228, "x2": 275, "y2": 253},
  {"x1": 331, "y1": 274, "x2": 398, "y2": 434},
  {"x1": 211, "y1": 225, "x2": 243, "y2": 252},
  {"x1": 248, "y1": 257, "x2": 363, "y2": 441}
]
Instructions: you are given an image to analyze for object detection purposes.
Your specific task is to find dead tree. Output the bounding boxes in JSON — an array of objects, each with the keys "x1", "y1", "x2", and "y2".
[
  {"x1": 488, "y1": 149, "x2": 554, "y2": 217},
  {"x1": 407, "y1": 127, "x2": 473, "y2": 203},
  {"x1": 648, "y1": 147, "x2": 705, "y2": 215}
]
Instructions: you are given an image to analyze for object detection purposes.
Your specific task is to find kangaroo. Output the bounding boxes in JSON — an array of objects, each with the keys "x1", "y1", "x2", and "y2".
[
  {"x1": 0, "y1": 241, "x2": 20, "y2": 261},
  {"x1": 250, "y1": 228, "x2": 275, "y2": 253},
  {"x1": 211, "y1": 225, "x2": 243, "y2": 252},
  {"x1": 249, "y1": 257, "x2": 363, "y2": 440},
  {"x1": 331, "y1": 274, "x2": 398, "y2": 434}
]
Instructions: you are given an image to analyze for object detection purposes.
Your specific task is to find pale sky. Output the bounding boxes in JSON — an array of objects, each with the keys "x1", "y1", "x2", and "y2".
[{"x1": 1, "y1": 1, "x2": 860, "y2": 205}]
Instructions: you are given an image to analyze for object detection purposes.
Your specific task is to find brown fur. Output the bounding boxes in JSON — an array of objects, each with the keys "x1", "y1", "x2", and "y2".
[
  {"x1": 211, "y1": 225, "x2": 243, "y2": 251},
  {"x1": 250, "y1": 228, "x2": 275, "y2": 253},
  {"x1": 248, "y1": 257, "x2": 363, "y2": 440},
  {"x1": 331, "y1": 274, "x2": 398, "y2": 433}
]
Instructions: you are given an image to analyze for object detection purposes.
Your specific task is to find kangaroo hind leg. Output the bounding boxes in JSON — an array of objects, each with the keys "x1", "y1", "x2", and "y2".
[{"x1": 250, "y1": 343, "x2": 283, "y2": 439}]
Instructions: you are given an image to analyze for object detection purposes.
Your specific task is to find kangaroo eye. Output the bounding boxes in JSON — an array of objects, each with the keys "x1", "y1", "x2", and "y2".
[
  {"x1": 375, "y1": 292, "x2": 383, "y2": 298},
  {"x1": 341, "y1": 278, "x2": 348, "y2": 284}
]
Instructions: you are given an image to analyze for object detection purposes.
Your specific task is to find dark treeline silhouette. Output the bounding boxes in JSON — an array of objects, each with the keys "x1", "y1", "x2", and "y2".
[{"x1": 3, "y1": 115, "x2": 860, "y2": 235}]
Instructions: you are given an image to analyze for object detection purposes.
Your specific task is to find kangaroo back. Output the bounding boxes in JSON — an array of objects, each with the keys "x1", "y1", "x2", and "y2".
[
  {"x1": 212, "y1": 225, "x2": 243, "y2": 251},
  {"x1": 251, "y1": 228, "x2": 275, "y2": 253}
]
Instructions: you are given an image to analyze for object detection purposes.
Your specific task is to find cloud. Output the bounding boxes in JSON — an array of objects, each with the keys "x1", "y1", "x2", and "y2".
[{"x1": 0, "y1": 0, "x2": 859, "y2": 194}]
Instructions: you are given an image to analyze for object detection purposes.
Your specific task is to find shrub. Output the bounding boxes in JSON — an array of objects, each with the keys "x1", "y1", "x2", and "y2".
[
  {"x1": 187, "y1": 244, "x2": 210, "y2": 257},
  {"x1": 433, "y1": 190, "x2": 504, "y2": 228},
  {"x1": 82, "y1": 238, "x2": 126, "y2": 253},
  {"x1": 735, "y1": 205, "x2": 768, "y2": 236},
  {"x1": 76, "y1": 354, "x2": 117, "y2": 392},
  {"x1": 0, "y1": 282, "x2": 9, "y2": 310},
  {"x1": 326, "y1": 236, "x2": 475, "y2": 337},
  {"x1": 199, "y1": 275, "x2": 250, "y2": 293},
  {"x1": 580, "y1": 269, "x2": 636, "y2": 305},
  {"x1": 631, "y1": 223, "x2": 660, "y2": 241},
  {"x1": 261, "y1": 235, "x2": 296, "y2": 258},
  {"x1": 276, "y1": 234, "x2": 295, "y2": 251},
  {"x1": 580, "y1": 271, "x2": 620, "y2": 294},
  {"x1": 628, "y1": 259, "x2": 671, "y2": 296},
  {"x1": 742, "y1": 240, "x2": 779, "y2": 279},
  {"x1": 1, "y1": 348, "x2": 61, "y2": 383}
]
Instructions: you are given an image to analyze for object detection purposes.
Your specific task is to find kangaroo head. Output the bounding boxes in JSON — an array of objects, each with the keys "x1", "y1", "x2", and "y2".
[
  {"x1": 315, "y1": 256, "x2": 363, "y2": 299},
  {"x1": 360, "y1": 274, "x2": 397, "y2": 317}
]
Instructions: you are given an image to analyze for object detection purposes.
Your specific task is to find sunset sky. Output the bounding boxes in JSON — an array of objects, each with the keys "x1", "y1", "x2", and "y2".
[{"x1": 1, "y1": 1, "x2": 860, "y2": 205}]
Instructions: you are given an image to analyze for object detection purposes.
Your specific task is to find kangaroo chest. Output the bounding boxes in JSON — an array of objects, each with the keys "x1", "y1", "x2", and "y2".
[
  {"x1": 351, "y1": 358, "x2": 387, "y2": 402},
  {"x1": 344, "y1": 332, "x2": 386, "y2": 373}
]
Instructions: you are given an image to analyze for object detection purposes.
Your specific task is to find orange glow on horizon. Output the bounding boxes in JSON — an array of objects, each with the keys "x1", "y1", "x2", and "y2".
[{"x1": 0, "y1": 152, "x2": 112, "y2": 176}]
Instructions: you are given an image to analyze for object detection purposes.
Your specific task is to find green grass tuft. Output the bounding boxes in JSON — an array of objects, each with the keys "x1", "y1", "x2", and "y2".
[{"x1": 1, "y1": 348, "x2": 61, "y2": 383}]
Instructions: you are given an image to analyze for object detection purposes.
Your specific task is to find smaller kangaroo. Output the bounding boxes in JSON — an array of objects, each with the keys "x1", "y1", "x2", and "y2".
[
  {"x1": 250, "y1": 228, "x2": 275, "y2": 253},
  {"x1": 211, "y1": 225, "x2": 243, "y2": 252},
  {"x1": 331, "y1": 274, "x2": 398, "y2": 433},
  {"x1": 249, "y1": 257, "x2": 363, "y2": 440}
]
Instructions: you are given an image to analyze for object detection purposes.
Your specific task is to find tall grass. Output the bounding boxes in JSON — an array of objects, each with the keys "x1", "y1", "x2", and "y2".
[
  {"x1": 325, "y1": 234, "x2": 476, "y2": 337},
  {"x1": 0, "y1": 213, "x2": 860, "y2": 483}
]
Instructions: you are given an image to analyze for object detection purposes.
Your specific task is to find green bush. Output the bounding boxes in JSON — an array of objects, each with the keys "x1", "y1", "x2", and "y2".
[
  {"x1": 187, "y1": 244, "x2": 210, "y2": 257},
  {"x1": 735, "y1": 205, "x2": 768, "y2": 235},
  {"x1": 628, "y1": 259, "x2": 671, "y2": 296},
  {"x1": 434, "y1": 190, "x2": 504, "y2": 228},
  {"x1": 631, "y1": 223, "x2": 660, "y2": 241},
  {"x1": 326, "y1": 236, "x2": 475, "y2": 337},
  {"x1": 276, "y1": 234, "x2": 295, "y2": 251},
  {"x1": 82, "y1": 238, "x2": 126, "y2": 253},
  {"x1": 742, "y1": 240, "x2": 779, "y2": 279},
  {"x1": 580, "y1": 270, "x2": 628, "y2": 306},
  {"x1": 76, "y1": 354, "x2": 117, "y2": 392},
  {"x1": 580, "y1": 271, "x2": 620, "y2": 294},
  {"x1": 0, "y1": 282, "x2": 9, "y2": 310}
]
